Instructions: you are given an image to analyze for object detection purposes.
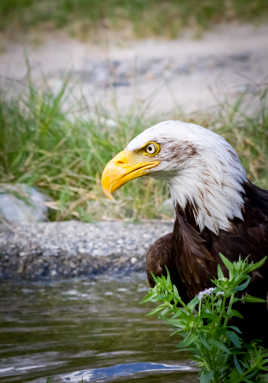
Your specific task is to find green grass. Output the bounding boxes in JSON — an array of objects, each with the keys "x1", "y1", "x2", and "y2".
[
  {"x1": 1, "y1": 0, "x2": 268, "y2": 39},
  {"x1": 0, "y1": 80, "x2": 168, "y2": 221},
  {"x1": 216, "y1": 91, "x2": 268, "y2": 190},
  {"x1": 0, "y1": 80, "x2": 267, "y2": 221}
]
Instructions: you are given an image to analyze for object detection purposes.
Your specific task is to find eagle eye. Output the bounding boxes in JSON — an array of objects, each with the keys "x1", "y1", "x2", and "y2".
[{"x1": 144, "y1": 142, "x2": 160, "y2": 156}]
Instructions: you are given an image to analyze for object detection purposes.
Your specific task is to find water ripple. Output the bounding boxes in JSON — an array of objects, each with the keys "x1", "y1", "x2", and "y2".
[
  {"x1": 0, "y1": 277, "x2": 198, "y2": 383},
  {"x1": 59, "y1": 362, "x2": 196, "y2": 382}
]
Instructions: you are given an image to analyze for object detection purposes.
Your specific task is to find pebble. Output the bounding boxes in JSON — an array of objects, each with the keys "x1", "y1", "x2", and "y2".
[{"x1": 0, "y1": 184, "x2": 51, "y2": 224}]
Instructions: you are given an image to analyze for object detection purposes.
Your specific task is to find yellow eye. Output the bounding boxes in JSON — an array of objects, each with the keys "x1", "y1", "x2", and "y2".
[{"x1": 144, "y1": 142, "x2": 160, "y2": 156}]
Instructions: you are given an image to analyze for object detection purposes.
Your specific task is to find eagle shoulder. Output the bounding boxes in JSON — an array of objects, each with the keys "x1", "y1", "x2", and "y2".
[{"x1": 146, "y1": 232, "x2": 189, "y2": 302}]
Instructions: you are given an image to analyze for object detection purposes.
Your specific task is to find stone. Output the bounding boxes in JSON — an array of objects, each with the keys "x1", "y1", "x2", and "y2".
[{"x1": 0, "y1": 184, "x2": 51, "y2": 224}]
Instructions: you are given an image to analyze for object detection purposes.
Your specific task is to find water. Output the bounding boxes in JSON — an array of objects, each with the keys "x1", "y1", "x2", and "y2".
[{"x1": 0, "y1": 275, "x2": 198, "y2": 383}]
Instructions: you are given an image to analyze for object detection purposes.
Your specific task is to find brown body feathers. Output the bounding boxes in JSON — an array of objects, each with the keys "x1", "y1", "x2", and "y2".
[{"x1": 146, "y1": 181, "x2": 268, "y2": 344}]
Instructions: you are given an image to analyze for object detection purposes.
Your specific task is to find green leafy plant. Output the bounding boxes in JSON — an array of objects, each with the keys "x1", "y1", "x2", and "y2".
[{"x1": 143, "y1": 254, "x2": 268, "y2": 383}]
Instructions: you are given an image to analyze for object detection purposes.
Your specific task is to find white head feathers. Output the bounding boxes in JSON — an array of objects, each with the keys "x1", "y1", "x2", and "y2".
[{"x1": 127, "y1": 120, "x2": 247, "y2": 234}]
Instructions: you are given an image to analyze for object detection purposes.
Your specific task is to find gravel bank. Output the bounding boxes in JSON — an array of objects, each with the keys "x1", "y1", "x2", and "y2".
[{"x1": 0, "y1": 221, "x2": 172, "y2": 280}]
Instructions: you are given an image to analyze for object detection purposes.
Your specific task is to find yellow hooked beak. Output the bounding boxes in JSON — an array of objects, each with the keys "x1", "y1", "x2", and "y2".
[{"x1": 101, "y1": 150, "x2": 160, "y2": 199}]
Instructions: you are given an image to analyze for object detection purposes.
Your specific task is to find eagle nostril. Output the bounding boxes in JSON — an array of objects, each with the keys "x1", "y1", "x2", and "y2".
[{"x1": 116, "y1": 160, "x2": 125, "y2": 165}]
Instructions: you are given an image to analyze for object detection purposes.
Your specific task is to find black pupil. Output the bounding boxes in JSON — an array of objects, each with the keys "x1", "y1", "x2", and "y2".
[{"x1": 148, "y1": 145, "x2": 154, "y2": 153}]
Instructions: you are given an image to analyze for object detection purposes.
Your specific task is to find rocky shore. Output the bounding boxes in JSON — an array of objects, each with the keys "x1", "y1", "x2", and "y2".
[{"x1": 0, "y1": 221, "x2": 172, "y2": 280}]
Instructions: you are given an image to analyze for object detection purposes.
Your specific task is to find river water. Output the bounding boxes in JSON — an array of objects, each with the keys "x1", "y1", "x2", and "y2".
[{"x1": 0, "y1": 275, "x2": 198, "y2": 383}]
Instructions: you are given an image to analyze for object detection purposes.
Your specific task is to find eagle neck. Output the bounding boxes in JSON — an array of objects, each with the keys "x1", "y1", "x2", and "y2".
[{"x1": 169, "y1": 169, "x2": 246, "y2": 235}]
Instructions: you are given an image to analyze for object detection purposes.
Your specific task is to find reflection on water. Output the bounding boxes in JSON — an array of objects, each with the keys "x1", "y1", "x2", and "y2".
[
  {"x1": 60, "y1": 362, "x2": 194, "y2": 382},
  {"x1": 0, "y1": 274, "x2": 198, "y2": 383}
]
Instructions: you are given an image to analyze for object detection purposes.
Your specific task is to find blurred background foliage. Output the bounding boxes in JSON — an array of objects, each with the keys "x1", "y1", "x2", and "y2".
[
  {"x1": 1, "y1": 0, "x2": 268, "y2": 39},
  {"x1": 0, "y1": 81, "x2": 267, "y2": 221}
]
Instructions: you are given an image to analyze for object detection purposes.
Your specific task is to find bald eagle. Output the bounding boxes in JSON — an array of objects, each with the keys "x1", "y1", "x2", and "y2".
[{"x1": 101, "y1": 121, "x2": 268, "y2": 344}]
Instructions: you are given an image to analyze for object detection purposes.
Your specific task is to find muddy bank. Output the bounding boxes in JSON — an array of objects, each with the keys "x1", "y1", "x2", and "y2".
[{"x1": 0, "y1": 221, "x2": 172, "y2": 280}]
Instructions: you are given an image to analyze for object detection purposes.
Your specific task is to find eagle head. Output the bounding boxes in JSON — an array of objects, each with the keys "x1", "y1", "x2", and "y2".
[{"x1": 101, "y1": 121, "x2": 247, "y2": 234}]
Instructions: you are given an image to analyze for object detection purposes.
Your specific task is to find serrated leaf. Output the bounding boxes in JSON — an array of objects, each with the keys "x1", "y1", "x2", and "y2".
[
  {"x1": 233, "y1": 354, "x2": 243, "y2": 374},
  {"x1": 217, "y1": 263, "x2": 225, "y2": 279},
  {"x1": 219, "y1": 253, "x2": 234, "y2": 274},
  {"x1": 210, "y1": 339, "x2": 231, "y2": 354},
  {"x1": 179, "y1": 335, "x2": 195, "y2": 348},
  {"x1": 235, "y1": 277, "x2": 251, "y2": 292},
  {"x1": 230, "y1": 309, "x2": 244, "y2": 319},
  {"x1": 247, "y1": 256, "x2": 267, "y2": 273},
  {"x1": 159, "y1": 307, "x2": 172, "y2": 318},
  {"x1": 199, "y1": 336, "x2": 211, "y2": 350},
  {"x1": 227, "y1": 330, "x2": 241, "y2": 348},
  {"x1": 141, "y1": 292, "x2": 154, "y2": 304},
  {"x1": 200, "y1": 371, "x2": 214, "y2": 383},
  {"x1": 187, "y1": 299, "x2": 199, "y2": 312},
  {"x1": 168, "y1": 319, "x2": 186, "y2": 329},
  {"x1": 147, "y1": 304, "x2": 166, "y2": 317},
  {"x1": 243, "y1": 294, "x2": 266, "y2": 304},
  {"x1": 229, "y1": 325, "x2": 242, "y2": 334},
  {"x1": 151, "y1": 272, "x2": 159, "y2": 284}
]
